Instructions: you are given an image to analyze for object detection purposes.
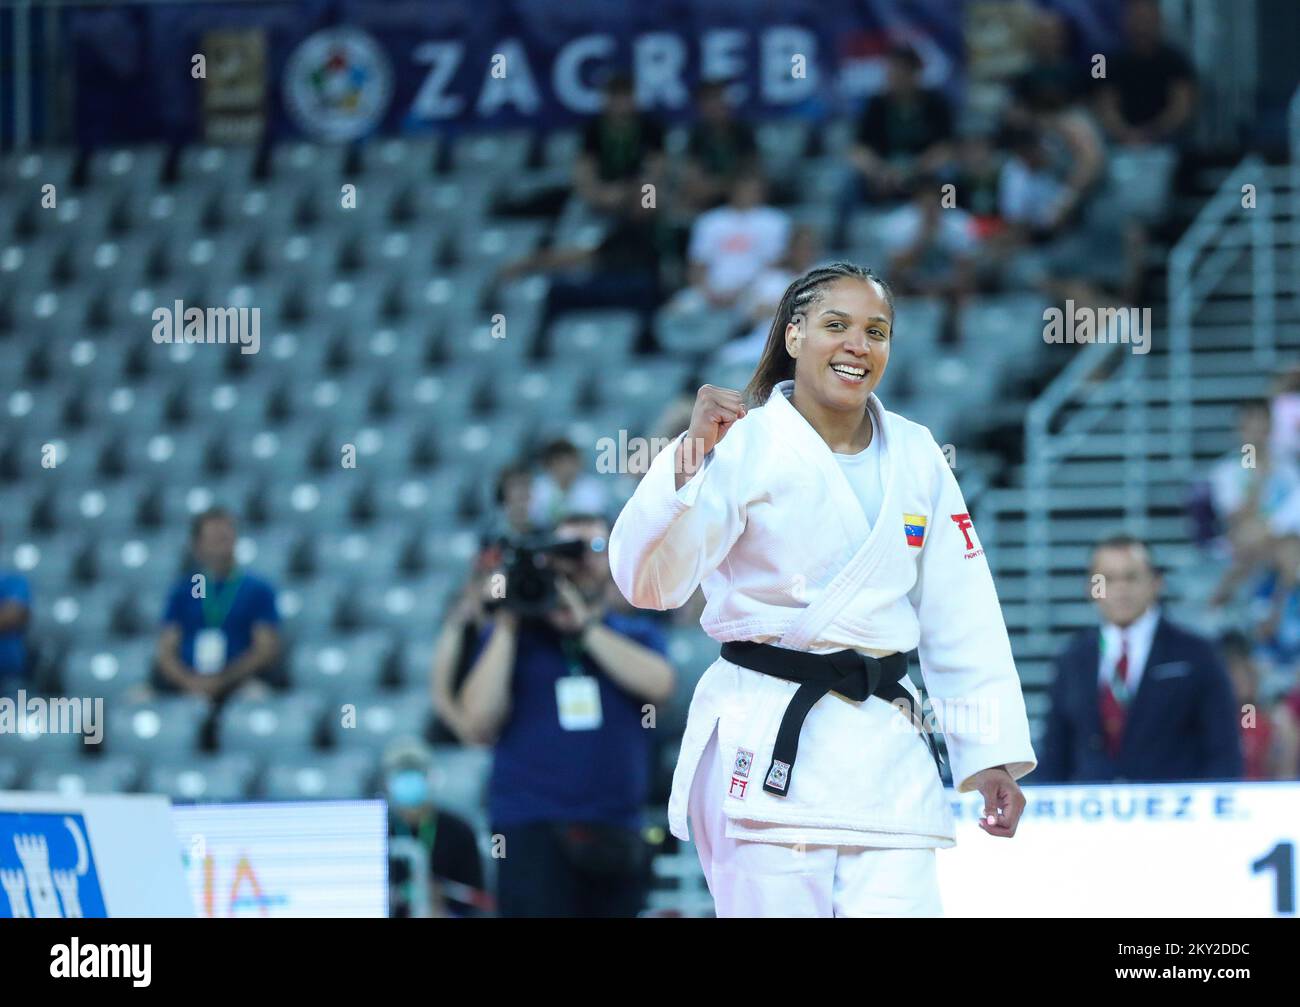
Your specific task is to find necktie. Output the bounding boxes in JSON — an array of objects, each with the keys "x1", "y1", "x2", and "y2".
[{"x1": 1100, "y1": 633, "x2": 1129, "y2": 759}]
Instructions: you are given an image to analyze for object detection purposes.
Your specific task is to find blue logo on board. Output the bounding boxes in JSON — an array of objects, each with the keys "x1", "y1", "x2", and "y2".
[{"x1": 0, "y1": 812, "x2": 107, "y2": 918}]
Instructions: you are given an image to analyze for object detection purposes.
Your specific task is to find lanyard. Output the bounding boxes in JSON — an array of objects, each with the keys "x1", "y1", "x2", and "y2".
[
  {"x1": 201, "y1": 570, "x2": 244, "y2": 629},
  {"x1": 560, "y1": 636, "x2": 589, "y2": 678}
]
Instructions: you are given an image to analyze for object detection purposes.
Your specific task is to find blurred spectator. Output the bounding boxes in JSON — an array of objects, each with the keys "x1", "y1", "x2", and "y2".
[
  {"x1": 430, "y1": 567, "x2": 492, "y2": 745},
  {"x1": 385, "y1": 738, "x2": 487, "y2": 917},
  {"x1": 1269, "y1": 365, "x2": 1300, "y2": 465},
  {"x1": 994, "y1": 95, "x2": 1121, "y2": 299},
  {"x1": 680, "y1": 79, "x2": 759, "y2": 212},
  {"x1": 574, "y1": 72, "x2": 665, "y2": 216},
  {"x1": 953, "y1": 129, "x2": 1006, "y2": 238},
  {"x1": 151, "y1": 507, "x2": 282, "y2": 703},
  {"x1": 1221, "y1": 631, "x2": 1298, "y2": 780},
  {"x1": 667, "y1": 170, "x2": 789, "y2": 314},
  {"x1": 0, "y1": 537, "x2": 31, "y2": 700},
  {"x1": 848, "y1": 44, "x2": 954, "y2": 203},
  {"x1": 880, "y1": 172, "x2": 978, "y2": 302},
  {"x1": 458, "y1": 513, "x2": 674, "y2": 917},
  {"x1": 529, "y1": 440, "x2": 608, "y2": 529},
  {"x1": 1208, "y1": 401, "x2": 1300, "y2": 618},
  {"x1": 1038, "y1": 534, "x2": 1243, "y2": 783},
  {"x1": 713, "y1": 223, "x2": 822, "y2": 367},
  {"x1": 1095, "y1": 0, "x2": 1196, "y2": 148},
  {"x1": 483, "y1": 463, "x2": 538, "y2": 544},
  {"x1": 498, "y1": 189, "x2": 663, "y2": 350},
  {"x1": 1010, "y1": 9, "x2": 1084, "y2": 120},
  {"x1": 1276, "y1": 670, "x2": 1300, "y2": 777}
]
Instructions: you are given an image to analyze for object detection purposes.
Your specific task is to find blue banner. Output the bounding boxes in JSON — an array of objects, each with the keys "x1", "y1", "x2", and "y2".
[{"x1": 66, "y1": 0, "x2": 1124, "y2": 147}]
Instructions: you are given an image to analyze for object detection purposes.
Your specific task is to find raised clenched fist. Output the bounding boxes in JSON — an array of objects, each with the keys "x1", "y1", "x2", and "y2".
[{"x1": 676, "y1": 385, "x2": 747, "y2": 488}]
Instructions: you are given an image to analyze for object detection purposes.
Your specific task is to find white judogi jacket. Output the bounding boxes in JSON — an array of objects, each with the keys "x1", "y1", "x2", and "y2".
[{"x1": 609, "y1": 380, "x2": 1037, "y2": 848}]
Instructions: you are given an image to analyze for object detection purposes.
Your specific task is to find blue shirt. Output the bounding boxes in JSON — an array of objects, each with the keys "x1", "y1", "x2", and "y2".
[
  {"x1": 162, "y1": 570, "x2": 280, "y2": 670},
  {"x1": 481, "y1": 612, "x2": 668, "y2": 829},
  {"x1": 0, "y1": 573, "x2": 31, "y2": 677}
]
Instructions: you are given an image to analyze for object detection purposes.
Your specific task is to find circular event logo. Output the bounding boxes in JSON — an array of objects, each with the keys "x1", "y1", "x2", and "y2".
[{"x1": 283, "y1": 27, "x2": 393, "y2": 141}]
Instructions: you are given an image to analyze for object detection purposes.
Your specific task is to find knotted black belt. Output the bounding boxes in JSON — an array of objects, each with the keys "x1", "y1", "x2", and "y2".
[{"x1": 720, "y1": 641, "x2": 943, "y2": 797}]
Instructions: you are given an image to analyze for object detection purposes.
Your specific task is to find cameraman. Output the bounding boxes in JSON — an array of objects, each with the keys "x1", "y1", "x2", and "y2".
[{"x1": 459, "y1": 512, "x2": 675, "y2": 918}]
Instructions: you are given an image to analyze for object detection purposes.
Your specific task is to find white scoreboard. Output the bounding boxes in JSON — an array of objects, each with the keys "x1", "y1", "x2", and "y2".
[{"x1": 938, "y1": 782, "x2": 1299, "y2": 917}]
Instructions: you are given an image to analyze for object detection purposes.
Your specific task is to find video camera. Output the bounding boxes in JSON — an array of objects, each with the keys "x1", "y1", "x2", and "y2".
[{"x1": 494, "y1": 534, "x2": 604, "y2": 618}]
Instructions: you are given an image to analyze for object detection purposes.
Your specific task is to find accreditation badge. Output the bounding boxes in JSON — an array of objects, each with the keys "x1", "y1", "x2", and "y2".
[
  {"x1": 555, "y1": 675, "x2": 603, "y2": 731},
  {"x1": 193, "y1": 628, "x2": 228, "y2": 675}
]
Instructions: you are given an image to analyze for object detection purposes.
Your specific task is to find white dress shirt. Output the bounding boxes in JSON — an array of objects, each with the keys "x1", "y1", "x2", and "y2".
[{"x1": 1098, "y1": 605, "x2": 1161, "y2": 699}]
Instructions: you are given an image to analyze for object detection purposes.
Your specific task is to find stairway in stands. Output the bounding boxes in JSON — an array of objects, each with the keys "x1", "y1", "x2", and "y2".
[{"x1": 978, "y1": 154, "x2": 1300, "y2": 730}]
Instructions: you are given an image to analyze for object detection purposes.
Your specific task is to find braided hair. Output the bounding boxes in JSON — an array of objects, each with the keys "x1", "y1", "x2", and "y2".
[{"x1": 743, "y1": 262, "x2": 894, "y2": 407}]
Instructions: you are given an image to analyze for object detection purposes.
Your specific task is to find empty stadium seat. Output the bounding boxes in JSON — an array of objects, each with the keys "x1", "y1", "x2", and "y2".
[
  {"x1": 26, "y1": 754, "x2": 141, "y2": 796},
  {"x1": 146, "y1": 752, "x2": 258, "y2": 803},
  {"x1": 216, "y1": 693, "x2": 325, "y2": 756},
  {"x1": 104, "y1": 695, "x2": 209, "y2": 759},
  {"x1": 259, "y1": 750, "x2": 377, "y2": 800},
  {"x1": 287, "y1": 632, "x2": 394, "y2": 698},
  {"x1": 327, "y1": 688, "x2": 432, "y2": 755},
  {"x1": 61, "y1": 638, "x2": 156, "y2": 700}
]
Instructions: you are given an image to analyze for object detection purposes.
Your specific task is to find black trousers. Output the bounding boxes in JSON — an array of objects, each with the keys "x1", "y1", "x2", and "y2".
[{"x1": 492, "y1": 821, "x2": 647, "y2": 919}]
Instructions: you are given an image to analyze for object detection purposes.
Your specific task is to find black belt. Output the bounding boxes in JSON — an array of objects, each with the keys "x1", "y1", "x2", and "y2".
[{"x1": 720, "y1": 641, "x2": 943, "y2": 797}]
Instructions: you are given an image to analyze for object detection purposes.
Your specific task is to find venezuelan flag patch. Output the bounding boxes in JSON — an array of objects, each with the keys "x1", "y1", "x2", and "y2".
[{"x1": 904, "y1": 513, "x2": 927, "y2": 548}]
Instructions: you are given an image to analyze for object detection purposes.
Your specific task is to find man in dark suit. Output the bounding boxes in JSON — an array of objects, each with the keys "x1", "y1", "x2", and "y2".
[{"x1": 1037, "y1": 534, "x2": 1243, "y2": 783}]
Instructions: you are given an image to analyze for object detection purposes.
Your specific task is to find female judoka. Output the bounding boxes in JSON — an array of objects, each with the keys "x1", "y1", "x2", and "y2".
[{"x1": 608, "y1": 262, "x2": 1036, "y2": 917}]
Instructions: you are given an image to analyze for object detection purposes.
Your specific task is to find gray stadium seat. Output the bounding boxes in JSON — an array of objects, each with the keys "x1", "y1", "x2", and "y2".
[
  {"x1": 61, "y1": 638, "x2": 156, "y2": 700},
  {"x1": 327, "y1": 688, "x2": 432, "y2": 755},
  {"x1": 259, "y1": 750, "x2": 377, "y2": 801},
  {"x1": 104, "y1": 695, "x2": 209, "y2": 759},
  {"x1": 216, "y1": 693, "x2": 325, "y2": 756},
  {"x1": 0, "y1": 757, "x2": 21, "y2": 789},
  {"x1": 654, "y1": 305, "x2": 741, "y2": 355},
  {"x1": 287, "y1": 631, "x2": 393, "y2": 698},
  {"x1": 553, "y1": 309, "x2": 642, "y2": 359},
  {"x1": 26, "y1": 754, "x2": 141, "y2": 796},
  {"x1": 146, "y1": 752, "x2": 258, "y2": 803},
  {"x1": 427, "y1": 746, "x2": 492, "y2": 825}
]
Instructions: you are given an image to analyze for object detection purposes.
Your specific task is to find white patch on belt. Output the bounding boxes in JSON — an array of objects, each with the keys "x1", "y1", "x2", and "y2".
[{"x1": 765, "y1": 760, "x2": 790, "y2": 792}]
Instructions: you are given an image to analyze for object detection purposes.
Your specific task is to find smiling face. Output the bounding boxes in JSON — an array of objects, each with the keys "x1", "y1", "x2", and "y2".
[{"x1": 785, "y1": 277, "x2": 893, "y2": 414}]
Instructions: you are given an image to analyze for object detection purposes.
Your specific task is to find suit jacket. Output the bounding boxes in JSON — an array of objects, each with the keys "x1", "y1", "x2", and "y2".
[{"x1": 1036, "y1": 615, "x2": 1243, "y2": 783}]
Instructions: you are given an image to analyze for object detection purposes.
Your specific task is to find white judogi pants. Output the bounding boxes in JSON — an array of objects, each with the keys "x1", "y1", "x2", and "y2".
[{"x1": 687, "y1": 727, "x2": 944, "y2": 918}]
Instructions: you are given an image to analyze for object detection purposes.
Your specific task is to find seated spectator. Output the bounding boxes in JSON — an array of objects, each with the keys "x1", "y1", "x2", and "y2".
[
  {"x1": 848, "y1": 44, "x2": 954, "y2": 203},
  {"x1": 666, "y1": 170, "x2": 789, "y2": 315},
  {"x1": 152, "y1": 507, "x2": 282, "y2": 703},
  {"x1": 1275, "y1": 668, "x2": 1300, "y2": 778},
  {"x1": 0, "y1": 540, "x2": 31, "y2": 700},
  {"x1": 1269, "y1": 365, "x2": 1300, "y2": 466},
  {"x1": 385, "y1": 738, "x2": 487, "y2": 917},
  {"x1": 1037, "y1": 533, "x2": 1242, "y2": 783},
  {"x1": 529, "y1": 439, "x2": 608, "y2": 530},
  {"x1": 952, "y1": 129, "x2": 1006, "y2": 239},
  {"x1": 680, "y1": 79, "x2": 759, "y2": 212},
  {"x1": 880, "y1": 172, "x2": 979, "y2": 304},
  {"x1": 1008, "y1": 9, "x2": 1085, "y2": 125},
  {"x1": 497, "y1": 188, "x2": 663, "y2": 349},
  {"x1": 458, "y1": 513, "x2": 674, "y2": 917},
  {"x1": 994, "y1": 99, "x2": 1117, "y2": 299},
  {"x1": 574, "y1": 72, "x2": 665, "y2": 216},
  {"x1": 1221, "y1": 631, "x2": 1298, "y2": 780},
  {"x1": 1095, "y1": 0, "x2": 1196, "y2": 148},
  {"x1": 1208, "y1": 401, "x2": 1300, "y2": 620},
  {"x1": 482, "y1": 463, "x2": 538, "y2": 545},
  {"x1": 713, "y1": 223, "x2": 823, "y2": 367}
]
